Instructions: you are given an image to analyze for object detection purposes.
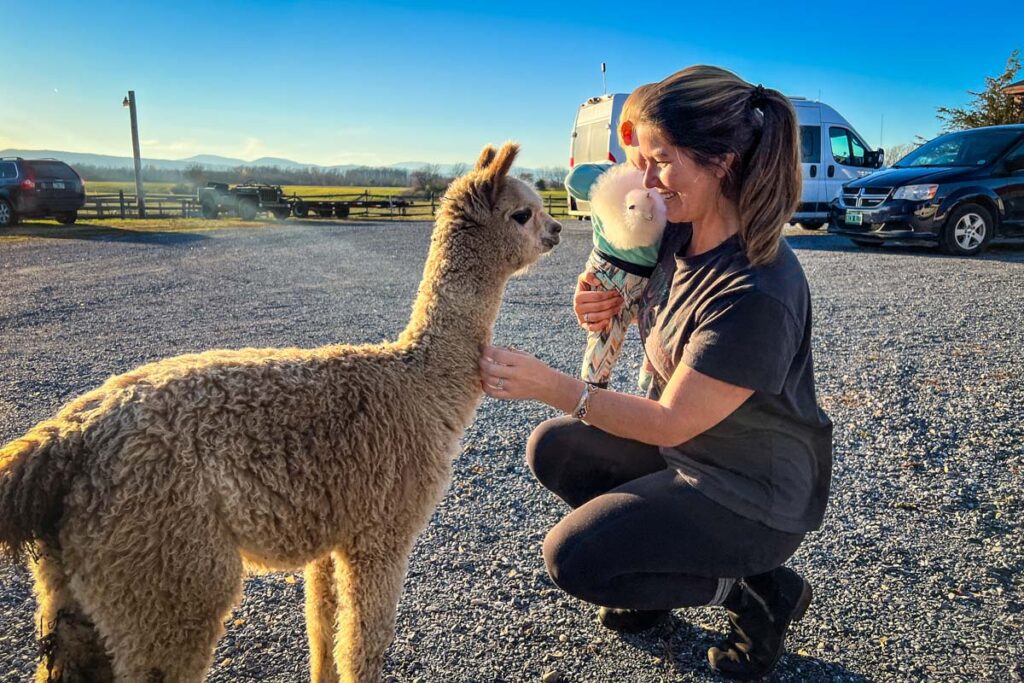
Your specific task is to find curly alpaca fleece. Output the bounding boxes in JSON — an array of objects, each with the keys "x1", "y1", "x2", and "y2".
[
  {"x1": 0, "y1": 142, "x2": 562, "y2": 683},
  {"x1": 589, "y1": 164, "x2": 667, "y2": 251}
]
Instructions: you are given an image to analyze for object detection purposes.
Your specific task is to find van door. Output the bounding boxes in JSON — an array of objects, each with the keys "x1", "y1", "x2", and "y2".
[
  {"x1": 799, "y1": 123, "x2": 824, "y2": 216},
  {"x1": 825, "y1": 126, "x2": 875, "y2": 201}
]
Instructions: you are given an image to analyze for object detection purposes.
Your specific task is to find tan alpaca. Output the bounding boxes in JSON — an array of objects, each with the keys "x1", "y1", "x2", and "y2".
[{"x1": 0, "y1": 142, "x2": 561, "y2": 683}]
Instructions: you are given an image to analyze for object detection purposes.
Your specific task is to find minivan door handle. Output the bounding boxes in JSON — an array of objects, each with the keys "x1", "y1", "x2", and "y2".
[
  {"x1": 809, "y1": 164, "x2": 817, "y2": 178},
  {"x1": 827, "y1": 165, "x2": 836, "y2": 178}
]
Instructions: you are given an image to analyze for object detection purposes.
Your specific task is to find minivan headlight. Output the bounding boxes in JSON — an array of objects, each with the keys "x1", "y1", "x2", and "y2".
[{"x1": 893, "y1": 184, "x2": 938, "y2": 201}]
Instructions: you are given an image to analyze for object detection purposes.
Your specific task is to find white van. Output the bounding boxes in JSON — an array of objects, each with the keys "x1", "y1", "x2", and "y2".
[
  {"x1": 791, "y1": 98, "x2": 883, "y2": 229},
  {"x1": 567, "y1": 94, "x2": 882, "y2": 225},
  {"x1": 567, "y1": 94, "x2": 628, "y2": 216}
]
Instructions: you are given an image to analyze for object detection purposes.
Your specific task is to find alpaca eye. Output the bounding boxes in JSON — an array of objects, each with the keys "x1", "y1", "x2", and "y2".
[{"x1": 510, "y1": 209, "x2": 532, "y2": 225}]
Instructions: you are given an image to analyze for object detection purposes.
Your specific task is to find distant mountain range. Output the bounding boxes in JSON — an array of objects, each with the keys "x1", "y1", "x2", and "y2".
[{"x1": 0, "y1": 149, "x2": 549, "y2": 176}]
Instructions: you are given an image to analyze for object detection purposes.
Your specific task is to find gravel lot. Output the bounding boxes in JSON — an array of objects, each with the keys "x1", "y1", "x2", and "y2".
[{"x1": 1, "y1": 219, "x2": 1022, "y2": 682}]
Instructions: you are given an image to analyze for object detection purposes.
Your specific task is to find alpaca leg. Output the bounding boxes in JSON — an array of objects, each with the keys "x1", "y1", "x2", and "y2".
[
  {"x1": 305, "y1": 555, "x2": 341, "y2": 683},
  {"x1": 61, "y1": 493, "x2": 244, "y2": 683},
  {"x1": 30, "y1": 543, "x2": 114, "y2": 683},
  {"x1": 332, "y1": 546, "x2": 409, "y2": 683}
]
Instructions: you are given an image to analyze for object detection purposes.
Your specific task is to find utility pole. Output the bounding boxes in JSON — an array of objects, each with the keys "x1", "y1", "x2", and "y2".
[
  {"x1": 123, "y1": 90, "x2": 146, "y2": 218},
  {"x1": 601, "y1": 62, "x2": 607, "y2": 95}
]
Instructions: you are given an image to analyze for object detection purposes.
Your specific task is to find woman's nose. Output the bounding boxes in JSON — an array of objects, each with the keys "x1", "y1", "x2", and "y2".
[{"x1": 642, "y1": 163, "x2": 659, "y2": 190}]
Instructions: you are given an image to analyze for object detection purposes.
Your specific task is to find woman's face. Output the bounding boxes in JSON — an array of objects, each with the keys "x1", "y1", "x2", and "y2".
[{"x1": 637, "y1": 124, "x2": 725, "y2": 224}]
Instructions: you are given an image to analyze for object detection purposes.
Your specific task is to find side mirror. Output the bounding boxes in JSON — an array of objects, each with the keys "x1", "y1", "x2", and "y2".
[{"x1": 869, "y1": 149, "x2": 885, "y2": 168}]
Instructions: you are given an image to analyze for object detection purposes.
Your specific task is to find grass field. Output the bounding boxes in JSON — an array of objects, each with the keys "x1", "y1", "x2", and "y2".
[{"x1": 83, "y1": 181, "x2": 566, "y2": 199}]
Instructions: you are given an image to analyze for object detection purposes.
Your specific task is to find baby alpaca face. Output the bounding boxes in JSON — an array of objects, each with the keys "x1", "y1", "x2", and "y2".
[{"x1": 626, "y1": 189, "x2": 662, "y2": 223}]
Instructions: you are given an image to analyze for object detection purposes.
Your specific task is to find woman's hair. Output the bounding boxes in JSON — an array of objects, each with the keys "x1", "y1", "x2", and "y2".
[
  {"x1": 637, "y1": 65, "x2": 801, "y2": 265},
  {"x1": 617, "y1": 83, "x2": 655, "y2": 149}
]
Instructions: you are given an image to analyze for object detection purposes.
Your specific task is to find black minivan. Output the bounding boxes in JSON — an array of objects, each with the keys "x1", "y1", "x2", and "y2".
[
  {"x1": 829, "y1": 124, "x2": 1024, "y2": 255},
  {"x1": 0, "y1": 157, "x2": 86, "y2": 227}
]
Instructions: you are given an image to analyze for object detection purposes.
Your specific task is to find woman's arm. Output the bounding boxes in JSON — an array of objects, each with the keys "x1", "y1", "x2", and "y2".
[{"x1": 480, "y1": 346, "x2": 753, "y2": 448}]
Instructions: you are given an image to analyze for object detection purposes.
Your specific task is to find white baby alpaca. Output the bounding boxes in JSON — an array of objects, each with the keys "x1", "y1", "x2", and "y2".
[{"x1": 590, "y1": 164, "x2": 667, "y2": 251}]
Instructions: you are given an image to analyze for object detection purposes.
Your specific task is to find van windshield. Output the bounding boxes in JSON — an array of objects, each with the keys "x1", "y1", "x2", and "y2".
[{"x1": 894, "y1": 130, "x2": 1022, "y2": 168}]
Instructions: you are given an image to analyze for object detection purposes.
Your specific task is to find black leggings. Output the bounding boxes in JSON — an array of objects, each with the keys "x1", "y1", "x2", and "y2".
[{"x1": 527, "y1": 416, "x2": 805, "y2": 610}]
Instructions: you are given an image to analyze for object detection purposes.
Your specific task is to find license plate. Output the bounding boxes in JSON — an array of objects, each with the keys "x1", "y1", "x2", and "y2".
[
  {"x1": 845, "y1": 211, "x2": 864, "y2": 226},
  {"x1": 52, "y1": 181, "x2": 65, "y2": 190}
]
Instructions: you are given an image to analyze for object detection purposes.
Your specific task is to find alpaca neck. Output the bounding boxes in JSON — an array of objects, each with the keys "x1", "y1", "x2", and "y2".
[{"x1": 398, "y1": 229, "x2": 507, "y2": 383}]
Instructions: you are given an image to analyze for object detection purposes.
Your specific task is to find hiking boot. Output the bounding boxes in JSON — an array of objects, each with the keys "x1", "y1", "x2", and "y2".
[
  {"x1": 596, "y1": 606, "x2": 669, "y2": 633},
  {"x1": 707, "y1": 567, "x2": 812, "y2": 680}
]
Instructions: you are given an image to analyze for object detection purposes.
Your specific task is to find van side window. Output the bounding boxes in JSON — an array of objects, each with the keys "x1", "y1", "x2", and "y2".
[
  {"x1": 829, "y1": 127, "x2": 869, "y2": 167},
  {"x1": 0, "y1": 162, "x2": 17, "y2": 179},
  {"x1": 800, "y1": 126, "x2": 821, "y2": 164}
]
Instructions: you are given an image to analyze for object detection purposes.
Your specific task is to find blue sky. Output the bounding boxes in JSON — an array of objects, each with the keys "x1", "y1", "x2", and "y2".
[{"x1": 2, "y1": 0, "x2": 1022, "y2": 168}]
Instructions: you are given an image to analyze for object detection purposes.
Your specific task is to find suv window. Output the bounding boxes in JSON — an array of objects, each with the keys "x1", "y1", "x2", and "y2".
[
  {"x1": 896, "y1": 129, "x2": 1022, "y2": 168},
  {"x1": 27, "y1": 161, "x2": 78, "y2": 180},
  {"x1": 800, "y1": 126, "x2": 821, "y2": 164},
  {"x1": 0, "y1": 162, "x2": 17, "y2": 179},
  {"x1": 829, "y1": 127, "x2": 869, "y2": 167},
  {"x1": 1003, "y1": 141, "x2": 1024, "y2": 173}
]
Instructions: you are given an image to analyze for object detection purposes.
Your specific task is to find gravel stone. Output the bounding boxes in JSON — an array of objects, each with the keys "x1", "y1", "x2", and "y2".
[{"x1": 1, "y1": 220, "x2": 1022, "y2": 682}]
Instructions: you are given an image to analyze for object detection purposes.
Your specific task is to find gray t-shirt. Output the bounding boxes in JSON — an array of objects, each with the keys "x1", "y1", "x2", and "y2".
[{"x1": 638, "y1": 224, "x2": 833, "y2": 533}]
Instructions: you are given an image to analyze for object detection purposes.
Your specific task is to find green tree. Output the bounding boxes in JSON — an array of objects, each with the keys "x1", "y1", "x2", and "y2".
[{"x1": 937, "y1": 49, "x2": 1024, "y2": 131}]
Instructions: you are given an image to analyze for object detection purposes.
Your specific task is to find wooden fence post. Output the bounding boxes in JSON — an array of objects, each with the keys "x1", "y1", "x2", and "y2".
[
  {"x1": 119, "y1": 191, "x2": 126, "y2": 219},
  {"x1": 430, "y1": 192, "x2": 435, "y2": 215}
]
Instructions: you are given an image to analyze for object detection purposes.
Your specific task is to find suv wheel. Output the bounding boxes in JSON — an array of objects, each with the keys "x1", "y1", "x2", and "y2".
[
  {"x1": 941, "y1": 203, "x2": 994, "y2": 256},
  {"x1": 56, "y1": 211, "x2": 78, "y2": 225},
  {"x1": 0, "y1": 199, "x2": 16, "y2": 227}
]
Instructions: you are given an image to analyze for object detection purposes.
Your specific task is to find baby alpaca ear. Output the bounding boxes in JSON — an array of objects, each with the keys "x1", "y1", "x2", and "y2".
[
  {"x1": 475, "y1": 145, "x2": 498, "y2": 171},
  {"x1": 487, "y1": 142, "x2": 519, "y2": 184}
]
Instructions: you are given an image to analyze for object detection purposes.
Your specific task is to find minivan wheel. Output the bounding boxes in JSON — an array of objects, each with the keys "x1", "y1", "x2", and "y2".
[
  {"x1": 0, "y1": 199, "x2": 14, "y2": 227},
  {"x1": 56, "y1": 211, "x2": 78, "y2": 225},
  {"x1": 941, "y1": 203, "x2": 994, "y2": 256}
]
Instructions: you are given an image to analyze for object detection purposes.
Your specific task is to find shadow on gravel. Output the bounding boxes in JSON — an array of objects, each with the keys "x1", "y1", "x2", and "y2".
[
  {"x1": 617, "y1": 614, "x2": 874, "y2": 682},
  {"x1": 0, "y1": 223, "x2": 209, "y2": 245},
  {"x1": 786, "y1": 234, "x2": 1024, "y2": 263}
]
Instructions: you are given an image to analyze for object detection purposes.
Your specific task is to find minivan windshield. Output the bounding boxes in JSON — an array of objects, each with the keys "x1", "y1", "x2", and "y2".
[{"x1": 894, "y1": 129, "x2": 1022, "y2": 168}]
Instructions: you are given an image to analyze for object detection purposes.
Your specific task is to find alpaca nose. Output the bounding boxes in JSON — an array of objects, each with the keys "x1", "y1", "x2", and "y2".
[{"x1": 550, "y1": 221, "x2": 562, "y2": 234}]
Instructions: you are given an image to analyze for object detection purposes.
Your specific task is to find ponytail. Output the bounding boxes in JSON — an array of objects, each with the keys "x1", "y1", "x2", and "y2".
[{"x1": 737, "y1": 88, "x2": 801, "y2": 266}]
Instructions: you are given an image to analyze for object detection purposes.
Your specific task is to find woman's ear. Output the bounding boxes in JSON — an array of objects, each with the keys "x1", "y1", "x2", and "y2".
[{"x1": 713, "y1": 153, "x2": 737, "y2": 179}]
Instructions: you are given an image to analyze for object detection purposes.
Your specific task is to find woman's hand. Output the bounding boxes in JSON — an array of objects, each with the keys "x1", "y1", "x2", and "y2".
[
  {"x1": 479, "y1": 345, "x2": 557, "y2": 401},
  {"x1": 573, "y1": 272, "x2": 623, "y2": 333}
]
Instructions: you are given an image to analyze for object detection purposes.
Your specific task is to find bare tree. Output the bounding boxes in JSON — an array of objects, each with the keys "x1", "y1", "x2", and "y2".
[
  {"x1": 883, "y1": 142, "x2": 921, "y2": 167},
  {"x1": 449, "y1": 162, "x2": 469, "y2": 179}
]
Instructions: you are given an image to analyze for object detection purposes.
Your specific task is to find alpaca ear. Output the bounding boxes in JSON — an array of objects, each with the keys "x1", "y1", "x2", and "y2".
[
  {"x1": 487, "y1": 142, "x2": 519, "y2": 184},
  {"x1": 475, "y1": 145, "x2": 497, "y2": 171}
]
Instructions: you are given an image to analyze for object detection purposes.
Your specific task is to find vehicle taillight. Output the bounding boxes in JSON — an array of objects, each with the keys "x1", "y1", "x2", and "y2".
[
  {"x1": 569, "y1": 157, "x2": 574, "y2": 168},
  {"x1": 608, "y1": 152, "x2": 617, "y2": 162},
  {"x1": 20, "y1": 167, "x2": 36, "y2": 190}
]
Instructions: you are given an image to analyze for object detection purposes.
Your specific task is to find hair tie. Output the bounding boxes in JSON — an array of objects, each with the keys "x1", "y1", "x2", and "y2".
[{"x1": 750, "y1": 84, "x2": 768, "y2": 107}]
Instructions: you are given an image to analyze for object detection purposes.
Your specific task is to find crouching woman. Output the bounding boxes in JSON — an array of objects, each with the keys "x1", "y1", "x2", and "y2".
[{"x1": 479, "y1": 65, "x2": 833, "y2": 680}]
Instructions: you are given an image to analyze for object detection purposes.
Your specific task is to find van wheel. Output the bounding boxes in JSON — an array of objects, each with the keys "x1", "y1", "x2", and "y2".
[
  {"x1": 56, "y1": 211, "x2": 78, "y2": 225},
  {"x1": 941, "y1": 203, "x2": 994, "y2": 256},
  {"x1": 0, "y1": 199, "x2": 15, "y2": 227}
]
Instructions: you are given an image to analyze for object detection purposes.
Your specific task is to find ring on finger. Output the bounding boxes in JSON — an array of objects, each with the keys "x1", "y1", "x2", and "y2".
[{"x1": 584, "y1": 313, "x2": 590, "y2": 323}]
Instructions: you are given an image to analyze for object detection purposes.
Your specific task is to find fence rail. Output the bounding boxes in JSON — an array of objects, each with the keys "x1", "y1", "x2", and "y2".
[{"x1": 79, "y1": 190, "x2": 572, "y2": 221}]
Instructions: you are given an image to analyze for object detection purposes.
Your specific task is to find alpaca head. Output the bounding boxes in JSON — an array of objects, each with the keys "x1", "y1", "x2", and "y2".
[{"x1": 438, "y1": 142, "x2": 562, "y2": 276}]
